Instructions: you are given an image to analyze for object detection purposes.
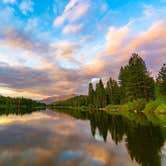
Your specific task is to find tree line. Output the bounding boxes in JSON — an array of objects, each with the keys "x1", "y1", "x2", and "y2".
[
  {"x1": 0, "y1": 95, "x2": 46, "y2": 108},
  {"x1": 52, "y1": 53, "x2": 166, "y2": 108},
  {"x1": 88, "y1": 53, "x2": 165, "y2": 108}
]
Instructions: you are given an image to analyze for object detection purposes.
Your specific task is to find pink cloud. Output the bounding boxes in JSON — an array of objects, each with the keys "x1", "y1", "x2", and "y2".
[
  {"x1": 126, "y1": 21, "x2": 166, "y2": 52},
  {"x1": 105, "y1": 20, "x2": 166, "y2": 61},
  {"x1": 51, "y1": 40, "x2": 80, "y2": 60},
  {"x1": 53, "y1": 0, "x2": 90, "y2": 28},
  {"x1": 64, "y1": 0, "x2": 80, "y2": 12},
  {"x1": 53, "y1": 12, "x2": 68, "y2": 27},
  {"x1": 63, "y1": 24, "x2": 83, "y2": 34},
  {"x1": 105, "y1": 25, "x2": 130, "y2": 55},
  {"x1": 69, "y1": 2, "x2": 90, "y2": 22}
]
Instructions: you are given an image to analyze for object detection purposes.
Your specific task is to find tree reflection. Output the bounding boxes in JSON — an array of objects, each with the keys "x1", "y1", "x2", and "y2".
[
  {"x1": 126, "y1": 124, "x2": 164, "y2": 166},
  {"x1": 0, "y1": 107, "x2": 38, "y2": 115},
  {"x1": 54, "y1": 108, "x2": 165, "y2": 166}
]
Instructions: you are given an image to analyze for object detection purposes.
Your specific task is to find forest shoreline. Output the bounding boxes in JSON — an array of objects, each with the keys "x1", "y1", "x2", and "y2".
[{"x1": 51, "y1": 53, "x2": 166, "y2": 116}]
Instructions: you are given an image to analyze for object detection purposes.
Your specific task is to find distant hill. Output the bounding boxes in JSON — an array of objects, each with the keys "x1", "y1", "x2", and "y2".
[{"x1": 41, "y1": 94, "x2": 76, "y2": 104}]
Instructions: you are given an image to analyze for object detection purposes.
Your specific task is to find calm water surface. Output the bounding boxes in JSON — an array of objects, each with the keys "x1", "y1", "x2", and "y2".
[{"x1": 0, "y1": 109, "x2": 166, "y2": 166}]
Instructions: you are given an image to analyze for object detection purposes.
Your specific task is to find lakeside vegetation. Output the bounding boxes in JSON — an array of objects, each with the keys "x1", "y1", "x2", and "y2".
[{"x1": 51, "y1": 53, "x2": 166, "y2": 114}]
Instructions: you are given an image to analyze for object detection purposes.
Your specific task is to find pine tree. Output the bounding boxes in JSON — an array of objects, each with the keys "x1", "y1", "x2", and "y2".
[
  {"x1": 157, "y1": 64, "x2": 166, "y2": 96},
  {"x1": 112, "y1": 80, "x2": 120, "y2": 104},
  {"x1": 95, "y1": 79, "x2": 106, "y2": 108},
  {"x1": 105, "y1": 79, "x2": 112, "y2": 105},
  {"x1": 119, "y1": 67, "x2": 128, "y2": 103},
  {"x1": 105, "y1": 77, "x2": 120, "y2": 105},
  {"x1": 119, "y1": 53, "x2": 155, "y2": 102},
  {"x1": 88, "y1": 82, "x2": 95, "y2": 105}
]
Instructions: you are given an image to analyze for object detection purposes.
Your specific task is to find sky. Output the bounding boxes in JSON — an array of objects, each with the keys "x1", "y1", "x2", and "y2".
[{"x1": 0, "y1": 0, "x2": 165, "y2": 99}]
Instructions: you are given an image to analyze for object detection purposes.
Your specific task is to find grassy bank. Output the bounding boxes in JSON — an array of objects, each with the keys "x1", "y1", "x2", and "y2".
[
  {"x1": 105, "y1": 97, "x2": 166, "y2": 113},
  {"x1": 104, "y1": 97, "x2": 166, "y2": 126},
  {"x1": 52, "y1": 97, "x2": 166, "y2": 116}
]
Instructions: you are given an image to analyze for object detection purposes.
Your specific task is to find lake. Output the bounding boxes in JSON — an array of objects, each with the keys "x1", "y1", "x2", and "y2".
[{"x1": 0, "y1": 108, "x2": 166, "y2": 166}]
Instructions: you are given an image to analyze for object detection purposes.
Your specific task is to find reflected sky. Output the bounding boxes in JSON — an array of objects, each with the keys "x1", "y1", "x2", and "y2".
[{"x1": 0, "y1": 109, "x2": 165, "y2": 166}]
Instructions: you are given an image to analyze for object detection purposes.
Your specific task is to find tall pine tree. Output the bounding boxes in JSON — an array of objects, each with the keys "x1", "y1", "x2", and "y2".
[
  {"x1": 88, "y1": 82, "x2": 95, "y2": 105},
  {"x1": 95, "y1": 79, "x2": 107, "y2": 108},
  {"x1": 119, "y1": 53, "x2": 155, "y2": 102},
  {"x1": 105, "y1": 77, "x2": 120, "y2": 105},
  {"x1": 157, "y1": 64, "x2": 166, "y2": 96}
]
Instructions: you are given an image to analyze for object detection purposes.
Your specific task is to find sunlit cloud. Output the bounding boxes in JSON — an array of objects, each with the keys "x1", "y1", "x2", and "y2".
[
  {"x1": 53, "y1": 0, "x2": 90, "y2": 31},
  {"x1": 105, "y1": 20, "x2": 166, "y2": 75},
  {"x1": 51, "y1": 40, "x2": 80, "y2": 60},
  {"x1": 105, "y1": 25, "x2": 130, "y2": 55},
  {"x1": 1, "y1": 28, "x2": 46, "y2": 53},
  {"x1": 0, "y1": 87, "x2": 46, "y2": 99},
  {"x1": 64, "y1": 0, "x2": 80, "y2": 12},
  {"x1": 63, "y1": 24, "x2": 83, "y2": 34},
  {"x1": 69, "y1": 1, "x2": 90, "y2": 22}
]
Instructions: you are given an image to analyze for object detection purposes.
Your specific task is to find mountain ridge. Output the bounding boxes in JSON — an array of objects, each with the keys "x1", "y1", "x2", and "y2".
[{"x1": 41, "y1": 94, "x2": 76, "y2": 104}]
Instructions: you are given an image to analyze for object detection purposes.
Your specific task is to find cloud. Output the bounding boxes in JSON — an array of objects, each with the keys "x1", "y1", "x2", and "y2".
[
  {"x1": 0, "y1": 2, "x2": 165, "y2": 99},
  {"x1": 104, "y1": 20, "x2": 166, "y2": 77},
  {"x1": 64, "y1": 0, "x2": 80, "y2": 12},
  {"x1": 0, "y1": 58, "x2": 106, "y2": 98},
  {"x1": 51, "y1": 40, "x2": 80, "y2": 60},
  {"x1": 19, "y1": 0, "x2": 34, "y2": 15},
  {"x1": 0, "y1": 28, "x2": 54, "y2": 69},
  {"x1": 0, "y1": 63, "x2": 54, "y2": 98},
  {"x1": 69, "y1": 2, "x2": 90, "y2": 22},
  {"x1": 126, "y1": 21, "x2": 166, "y2": 52},
  {"x1": 0, "y1": 62, "x2": 88, "y2": 98},
  {"x1": 3, "y1": 0, "x2": 15, "y2": 3},
  {"x1": 82, "y1": 52, "x2": 107, "y2": 76},
  {"x1": 0, "y1": 64, "x2": 52, "y2": 89},
  {"x1": 53, "y1": 13, "x2": 67, "y2": 27},
  {"x1": 105, "y1": 20, "x2": 166, "y2": 56},
  {"x1": 0, "y1": 6, "x2": 16, "y2": 28},
  {"x1": 1, "y1": 28, "x2": 39, "y2": 51},
  {"x1": 105, "y1": 25, "x2": 130, "y2": 55},
  {"x1": 25, "y1": 18, "x2": 39, "y2": 32},
  {"x1": 7, "y1": 19, "x2": 166, "y2": 96},
  {"x1": 0, "y1": 27, "x2": 81, "y2": 69},
  {"x1": 63, "y1": 24, "x2": 83, "y2": 34},
  {"x1": 142, "y1": 4, "x2": 166, "y2": 20},
  {"x1": 53, "y1": 0, "x2": 90, "y2": 29},
  {"x1": 0, "y1": 28, "x2": 92, "y2": 98}
]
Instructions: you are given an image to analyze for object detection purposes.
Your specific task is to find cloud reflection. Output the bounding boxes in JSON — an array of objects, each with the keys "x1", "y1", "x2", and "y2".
[{"x1": 0, "y1": 110, "x2": 140, "y2": 166}]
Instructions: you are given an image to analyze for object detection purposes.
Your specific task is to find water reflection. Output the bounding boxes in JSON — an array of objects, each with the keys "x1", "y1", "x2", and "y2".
[
  {"x1": 0, "y1": 107, "x2": 38, "y2": 116},
  {"x1": 0, "y1": 108, "x2": 165, "y2": 166},
  {"x1": 54, "y1": 108, "x2": 166, "y2": 166},
  {"x1": 90, "y1": 112, "x2": 164, "y2": 166}
]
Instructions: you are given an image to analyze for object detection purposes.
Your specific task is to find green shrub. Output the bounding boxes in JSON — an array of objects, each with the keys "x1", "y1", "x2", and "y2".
[
  {"x1": 119, "y1": 99, "x2": 146, "y2": 112},
  {"x1": 105, "y1": 105, "x2": 120, "y2": 111},
  {"x1": 106, "y1": 99, "x2": 165, "y2": 113},
  {"x1": 155, "y1": 104, "x2": 166, "y2": 114},
  {"x1": 144, "y1": 100, "x2": 161, "y2": 113},
  {"x1": 133, "y1": 99, "x2": 146, "y2": 111}
]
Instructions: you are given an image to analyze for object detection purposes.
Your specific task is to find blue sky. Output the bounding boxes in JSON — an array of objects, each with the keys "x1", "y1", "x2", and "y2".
[{"x1": 0, "y1": 0, "x2": 165, "y2": 99}]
